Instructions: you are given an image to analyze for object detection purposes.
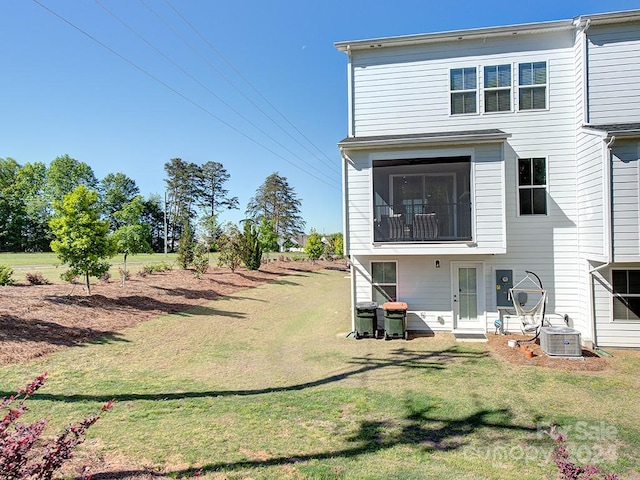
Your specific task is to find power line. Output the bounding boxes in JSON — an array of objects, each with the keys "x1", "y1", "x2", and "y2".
[
  {"x1": 162, "y1": 0, "x2": 341, "y2": 174},
  {"x1": 31, "y1": 0, "x2": 340, "y2": 191},
  {"x1": 94, "y1": 0, "x2": 339, "y2": 187}
]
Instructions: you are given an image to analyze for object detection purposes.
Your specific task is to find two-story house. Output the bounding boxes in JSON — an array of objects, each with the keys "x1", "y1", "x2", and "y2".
[{"x1": 336, "y1": 10, "x2": 640, "y2": 348}]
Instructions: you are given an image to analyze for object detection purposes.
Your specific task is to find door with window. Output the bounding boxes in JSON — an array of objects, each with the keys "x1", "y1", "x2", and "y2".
[{"x1": 453, "y1": 263, "x2": 485, "y2": 331}]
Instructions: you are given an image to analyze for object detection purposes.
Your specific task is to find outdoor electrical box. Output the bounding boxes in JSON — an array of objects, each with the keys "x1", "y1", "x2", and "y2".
[{"x1": 496, "y1": 269, "x2": 513, "y2": 308}]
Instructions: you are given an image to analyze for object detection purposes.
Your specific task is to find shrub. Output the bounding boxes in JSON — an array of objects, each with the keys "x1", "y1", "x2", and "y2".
[
  {"x1": 25, "y1": 272, "x2": 51, "y2": 285},
  {"x1": 192, "y1": 243, "x2": 210, "y2": 279},
  {"x1": 304, "y1": 230, "x2": 324, "y2": 263},
  {"x1": 0, "y1": 265, "x2": 14, "y2": 286},
  {"x1": 118, "y1": 267, "x2": 130, "y2": 282},
  {"x1": 217, "y1": 223, "x2": 243, "y2": 273},
  {"x1": 100, "y1": 271, "x2": 111, "y2": 283},
  {"x1": 241, "y1": 220, "x2": 262, "y2": 271},
  {"x1": 0, "y1": 373, "x2": 113, "y2": 479},
  {"x1": 177, "y1": 221, "x2": 195, "y2": 270},
  {"x1": 139, "y1": 261, "x2": 173, "y2": 276},
  {"x1": 60, "y1": 270, "x2": 78, "y2": 284}
]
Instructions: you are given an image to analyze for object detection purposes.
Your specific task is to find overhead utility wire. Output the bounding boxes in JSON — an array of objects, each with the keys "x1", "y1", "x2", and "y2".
[
  {"x1": 162, "y1": 0, "x2": 340, "y2": 174},
  {"x1": 31, "y1": 0, "x2": 340, "y2": 190},
  {"x1": 94, "y1": 0, "x2": 338, "y2": 187}
]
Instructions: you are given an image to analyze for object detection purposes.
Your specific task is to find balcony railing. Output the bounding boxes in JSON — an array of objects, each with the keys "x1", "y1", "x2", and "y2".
[{"x1": 373, "y1": 201, "x2": 472, "y2": 242}]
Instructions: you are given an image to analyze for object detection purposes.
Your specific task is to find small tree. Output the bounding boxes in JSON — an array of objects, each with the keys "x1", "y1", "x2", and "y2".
[
  {"x1": 331, "y1": 232, "x2": 344, "y2": 257},
  {"x1": 177, "y1": 220, "x2": 195, "y2": 269},
  {"x1": 199, "y1": 214, "x2": 221, "y2": 251},
  {"x1": 112, "y1": 196, "x2": 152, "y2": 286},
  {"x1": 49, "y1": 186, "x2": 114, "y2": 295},
  {"x1": 216, "y1": 223, "x2": 243, "y2": 272},
  {"x1": 305, "y1": 229, "x2": 324, "y2": 263},
  {"x1": 241, "y1": 220, "x2": 262, "y2": 271},
  {"x1": 192, "y1": 242, "x2": 210, "y2": 279},
  {"x1": 257, "y1": 218, "x2": 279, "y2": 253}
]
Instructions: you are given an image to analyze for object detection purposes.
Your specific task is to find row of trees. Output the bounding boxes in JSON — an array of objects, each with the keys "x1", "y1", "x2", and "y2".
[
  {"x1": 0, "y1": 155, "x2": 164, "y2": 252},
  {"x1": 0, "y1": 154, "x2": 308, "y2": 254}
]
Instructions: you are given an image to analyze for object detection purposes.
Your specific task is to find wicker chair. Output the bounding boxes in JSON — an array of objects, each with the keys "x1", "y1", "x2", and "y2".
[
  {"x1": 413, "y1": 213, "x2": 438, "y2": 240},
  {"x1": 387, "y1": 214, "x2": 404, "y2": 240}
]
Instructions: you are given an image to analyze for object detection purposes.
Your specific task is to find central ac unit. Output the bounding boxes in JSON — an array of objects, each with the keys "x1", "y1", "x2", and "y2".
[{"x1": 540, "y1": 326, "x2": 582, "y2": 357}]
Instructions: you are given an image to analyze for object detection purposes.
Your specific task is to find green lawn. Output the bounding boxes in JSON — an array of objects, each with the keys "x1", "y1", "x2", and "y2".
[
  {"x1": 0, "y1": 268, "x2": 638, "y2": 479},
  {"x1": 0, "y1": 252, "x2": 179, "y2": 284}
]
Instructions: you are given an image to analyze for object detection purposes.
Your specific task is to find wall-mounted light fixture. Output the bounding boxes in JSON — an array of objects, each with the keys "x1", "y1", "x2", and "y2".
[{"x1": 435, "y1": 260, "x2": 440, "y2": 268}]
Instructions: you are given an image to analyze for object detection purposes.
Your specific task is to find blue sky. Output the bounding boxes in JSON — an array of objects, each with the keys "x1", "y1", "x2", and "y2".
[{"x1": 2, "y1": 1, "x2": 639, "y2": 234}]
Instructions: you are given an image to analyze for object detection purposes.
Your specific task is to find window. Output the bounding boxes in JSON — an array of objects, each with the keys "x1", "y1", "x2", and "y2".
[
  {"x1": 518, "y1": 158, "x2": 547, "y2": 215},
  {"x1": 450, "y1": 67, "x2": 477, "y2": 115},
  {"x1": 371, "y1": 261, "x2": 397, "y2": 304},
  {"x1": 518, "y1": 62, "x2": 547, "y2": 110},
  {"x1": 484, "y1": 64, "x2": 511, "y2": 112},
  {"x1": 612, "y1": 270, "x2": 640, "y2": 321}
]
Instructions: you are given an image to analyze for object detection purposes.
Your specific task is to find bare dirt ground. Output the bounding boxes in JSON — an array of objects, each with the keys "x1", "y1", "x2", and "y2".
[{"x1": 0, "y1": 259, "x2": 341, "y2": 366}]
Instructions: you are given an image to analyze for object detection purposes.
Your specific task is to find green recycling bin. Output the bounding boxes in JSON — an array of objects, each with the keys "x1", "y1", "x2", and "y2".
[
  {"x1": 355, "y1": 302, "x2": 378, "y2": 339},
  {"x1": 382, "y1": 302, "x2": 408, "y2": 340}
]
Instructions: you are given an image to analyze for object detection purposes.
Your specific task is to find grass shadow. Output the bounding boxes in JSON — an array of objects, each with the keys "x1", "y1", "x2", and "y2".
[
  {"x1": 4, "y1": 347, "x2": 487, "y2": 403},
  {"x1": 86, "y1": 402, "x2": 534, "y2": 479}
]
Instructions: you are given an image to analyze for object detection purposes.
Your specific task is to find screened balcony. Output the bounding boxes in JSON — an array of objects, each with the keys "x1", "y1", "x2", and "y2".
[{"x1": 372, "y1": 156, "x2": 472, "y2": 243}]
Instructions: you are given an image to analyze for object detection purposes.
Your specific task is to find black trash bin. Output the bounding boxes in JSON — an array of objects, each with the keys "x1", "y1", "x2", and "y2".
[
  {"x1": 382, "y1": 302, "x2": 408, "y2": 340},
  {"x1": 355, "y1": 302, "x2": 378, "y2": 339}
]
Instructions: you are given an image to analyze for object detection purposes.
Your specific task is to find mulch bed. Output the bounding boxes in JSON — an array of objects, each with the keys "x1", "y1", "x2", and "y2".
[
  {"x1": 0, "y1": 259, "x2": 343, "y2": 365},
  {"x1": 486, "y1": 333, "x2": 608, "y2": 372}
]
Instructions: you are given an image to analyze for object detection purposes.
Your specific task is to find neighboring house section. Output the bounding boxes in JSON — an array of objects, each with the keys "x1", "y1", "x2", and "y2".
[{"x1": 336, "y1": 10, "x2": 640, "y2": 348}]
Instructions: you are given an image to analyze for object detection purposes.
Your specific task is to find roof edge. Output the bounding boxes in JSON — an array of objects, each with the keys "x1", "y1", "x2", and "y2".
[
  {"x1": 335, "y1": 19, "x2": 574, "y2": 52},
  {"x1": 338, "y1": 130, "x2": 511, "y2": 150},
  {"x1": 335, "y1": 10, "x2": 640, "y2": 52}
]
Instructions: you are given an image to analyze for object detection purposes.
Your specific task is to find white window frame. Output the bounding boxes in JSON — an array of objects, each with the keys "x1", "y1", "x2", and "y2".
[
  {"x1": 517, "y1": 61, "x2": 548, "y2": 111},
  {"x1": 611, "y1": 269, "x2": 640, "y2": 322},
  {"x1": 371, "y1": 260, "x2": 398, "y2": 304},
  {"x1": 517, "y1": 157, "x2": 548, "y2": 216},
  {"x1": 449, "y1": 67, "x2": 478, "y2": 116},
  {"x1": 483, "y1": 64, "x2": 512, "y2": 113}
]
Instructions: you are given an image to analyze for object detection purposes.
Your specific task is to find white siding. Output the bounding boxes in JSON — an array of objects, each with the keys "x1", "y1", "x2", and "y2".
[
  {"x1": 612, "y1": 141, "x2": 640, "y2": 260},
  {"x1": 587, "y1": 23, "x2": 640, "y2": 124},
  {"x1": 351, "y1": 30, "x2": 575, "y2": 137},
  {"x1": 474, "y1": 145, "x2": 506, "y2": 251},
  {"x1": 577, "y1": 133, "x2": 606, "y2": 259},
  {"x1": 344, "y1": 150, "x2": 372, "y2": 253},
  {"x1": 592, "y1": 267, "x2": 640, "y2": 348}
]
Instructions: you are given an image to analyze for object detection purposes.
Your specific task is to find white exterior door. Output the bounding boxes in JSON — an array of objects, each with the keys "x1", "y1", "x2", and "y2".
[{"x1": 453, "y1": 263, "x2": 485, "y2": 331}]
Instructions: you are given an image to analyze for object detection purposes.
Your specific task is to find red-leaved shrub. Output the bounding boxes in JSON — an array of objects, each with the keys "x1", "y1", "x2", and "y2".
[{"x1": 0, "y1": 373, "x2": 114, "y2": 479}]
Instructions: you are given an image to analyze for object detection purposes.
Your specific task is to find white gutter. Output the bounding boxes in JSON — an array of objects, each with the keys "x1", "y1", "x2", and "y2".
[
  {"x1": 587, "y1": 135, "x2": 616, "y2": 349},
  {"x1": 339, "y1": 132, "x2": 511, "y2": 150},
  {"x1": 346, "y1": 46, "x2": 354, "y2": 138},
  {"x1": 577, "y1": 17, "x2": 591, "y2": 125},
  {"x1": 335, "y1": 9, "x2": 640, "y2": 53},
  {"x1": 340, "y1": 146, "x2": 356, "y2": 332},
  {"x1": 335, "y1": 19, "x2": 574, "y2": 52},
  {"x1": 604, "y1": 135, "x2": 616, "y2": 264}
]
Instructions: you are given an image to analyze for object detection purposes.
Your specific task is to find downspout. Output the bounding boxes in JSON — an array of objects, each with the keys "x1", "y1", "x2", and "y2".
[
  {"x1": 340, "y1": 146, "x2": 356, "y2": 333},
  {"x1": 346, "y1": 45, "x2": 354, "y2": 138},
  {"x1": 587, "y1": 134, "x2": 615, "y2": 349},
  {"x1": 578, "y1": 17, "x2": 591, "y2": 125}
]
